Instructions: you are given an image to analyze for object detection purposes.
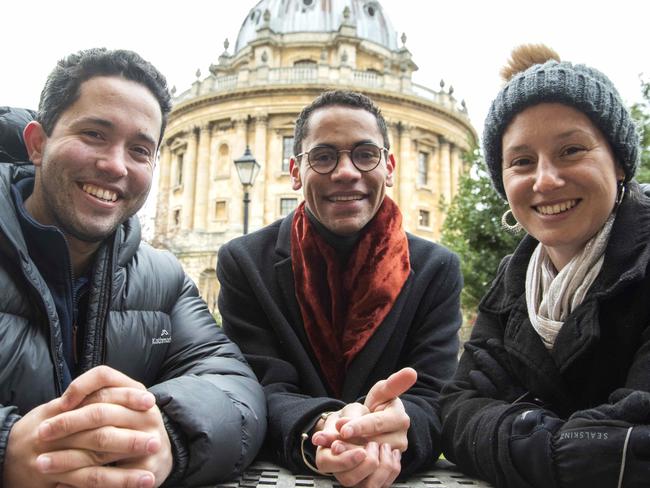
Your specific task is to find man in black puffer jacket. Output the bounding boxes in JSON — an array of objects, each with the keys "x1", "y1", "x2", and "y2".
[{"x1": 0, "y1": 49, "x2": 266, "y2": 488}]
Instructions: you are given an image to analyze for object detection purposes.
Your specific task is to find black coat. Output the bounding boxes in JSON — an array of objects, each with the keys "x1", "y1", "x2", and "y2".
[
  {"x1": 440, "y1": 193, "x2": 650, "y2": 487},
  {"x1": 217, "y1": 212, "x2": 462, "y2": 476},
  {"x1": 0, "y1": 163, "x2": 267, "y2": 486}
]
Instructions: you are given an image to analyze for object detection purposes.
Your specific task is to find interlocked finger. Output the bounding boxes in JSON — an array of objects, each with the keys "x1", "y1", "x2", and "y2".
[
  {"x1": 61, "y1": 366, "x2": 146, "y2": 411},
  {"x1": 315, "y1": 444, "x2": 367, "y2": 474},
  {"x1": 41, "y1": 425, "x2": 160, "y2": 468},
  {"x1": 338, "y1": 404, "x2": 410, "y2": 450},
  {"x1": 39, "y1": 403, "x2": 155, "y2": 442},
  {"x1": 356, "y1": 443, "x2": 402, "y2": 488},
  {"x1": 79, "y1": 387, "x2": 156, "y2": 412},
  {"x1": 333, "y1": 442, "x2": 381, "y2": 487},
  {"x1": 37, "y1": 448, "x2": 126, "y2": 475},
  {"x1": 52, "y1": 464, "x2": 155, "y2": 488}
]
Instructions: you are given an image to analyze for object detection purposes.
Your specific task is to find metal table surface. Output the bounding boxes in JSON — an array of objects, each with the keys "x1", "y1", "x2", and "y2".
[{"x1": 198, "y1": 460, "x2": 493, "y2": 488}]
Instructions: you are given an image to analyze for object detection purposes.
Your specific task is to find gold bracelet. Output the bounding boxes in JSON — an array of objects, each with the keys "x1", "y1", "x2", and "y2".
[
  {"x1": 300, "y1": 411, "x2": 337, "y2": 477},
  {"x1": 300, "y1": 433, "x2": 332, "y2": 476},
  {"x1": 319, "y1": 410, "x2": 336, "y2": 424}
]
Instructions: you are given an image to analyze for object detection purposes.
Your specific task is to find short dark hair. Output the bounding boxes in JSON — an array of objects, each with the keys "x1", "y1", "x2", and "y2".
[
  {"x1": 293, "y1": 90, "x2": 390, "y2": 156},
  {"x1": 37, "y1": 48, "x2": 172, "y2": 145}
]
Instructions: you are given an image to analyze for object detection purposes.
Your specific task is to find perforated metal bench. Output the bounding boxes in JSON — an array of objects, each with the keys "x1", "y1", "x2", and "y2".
[{"x1": 199, "y1": 460, "x2": 493, "y2": 488}]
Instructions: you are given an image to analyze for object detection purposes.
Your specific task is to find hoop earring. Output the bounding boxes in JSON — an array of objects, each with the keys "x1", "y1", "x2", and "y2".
[
  {"x1": 501, "y1": 209, "x2": 522, "y2": 233},
  {"x1": 615, "y1": 180, "x2": 626, "y2": 207}
]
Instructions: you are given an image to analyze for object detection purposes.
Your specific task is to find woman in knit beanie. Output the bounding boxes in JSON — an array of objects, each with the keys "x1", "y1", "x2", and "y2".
[{"x1": 440, "y1": 45, "x2": 650, "y2": 488}]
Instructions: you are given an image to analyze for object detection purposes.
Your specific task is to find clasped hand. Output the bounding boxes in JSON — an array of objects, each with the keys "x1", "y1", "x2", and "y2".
[
  {"x1": 3, "y1": 366, "x2": 173, "y2": 488},
  {"x1": 311, "y1": 367, "x2": 417, "y2": 488}
]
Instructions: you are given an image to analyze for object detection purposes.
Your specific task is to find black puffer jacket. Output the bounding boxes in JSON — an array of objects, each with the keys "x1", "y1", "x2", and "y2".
[
  {"x1": 0, "y1": 106, "x2": 34, "y2": 162},
  {"x1": 0, "y1": 162, "x2": 266, "y2": 486}
]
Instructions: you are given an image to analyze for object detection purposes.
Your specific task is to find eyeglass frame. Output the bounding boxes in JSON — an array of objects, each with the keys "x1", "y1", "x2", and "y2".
[{"x1": 294, "y1": 142, "x2": 389, "y2": 175}]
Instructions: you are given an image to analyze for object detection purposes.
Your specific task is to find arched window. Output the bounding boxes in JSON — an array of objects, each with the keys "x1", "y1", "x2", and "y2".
[
  {"x1": 216, "y1": 143, "x2": 230, "y2": 177},
  {"x1": 174, "y1": 152, "x2": 184, "y2": 187}
]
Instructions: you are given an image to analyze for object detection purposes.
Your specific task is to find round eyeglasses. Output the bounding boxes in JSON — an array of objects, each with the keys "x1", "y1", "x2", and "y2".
[{"x1": 295, "y1": 142, "x2": 388, "y2": 175}]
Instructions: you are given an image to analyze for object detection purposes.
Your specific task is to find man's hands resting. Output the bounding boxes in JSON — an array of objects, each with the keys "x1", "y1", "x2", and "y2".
[
  {"x1": 3, "y1": 366, "x2": 173, "y2": 488},
  {"x1": 311, "y1": 367, "x2": 417, "y2": 488}
]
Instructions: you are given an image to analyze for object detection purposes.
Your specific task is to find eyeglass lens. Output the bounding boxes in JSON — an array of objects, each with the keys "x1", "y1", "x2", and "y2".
[{"x1": 308, "y1": 144, "x2": 382, "y2": 174}]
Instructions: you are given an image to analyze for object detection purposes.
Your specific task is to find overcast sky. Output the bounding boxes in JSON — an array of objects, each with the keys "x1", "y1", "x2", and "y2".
[
  {"x1": 3, "y1": 0, "x2": 648, "y2": 219},
  {"x1": 4, "y1": 0, "x2": 649, "y2": 131}
]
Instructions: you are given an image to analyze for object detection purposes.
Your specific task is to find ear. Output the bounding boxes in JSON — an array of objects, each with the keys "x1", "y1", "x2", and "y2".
[
  {"x1": 615, "y1": 163, "x2": 625, "y2": 181},
  {"x1": 23, "y1": 121, "x2": 47, "y2": 166},
  {"x1": 290, "y1": 157, "x2": 303, "y2": 191},
  {"x1": 385, "y1": 153, "x2": 396, "y2": 187}
]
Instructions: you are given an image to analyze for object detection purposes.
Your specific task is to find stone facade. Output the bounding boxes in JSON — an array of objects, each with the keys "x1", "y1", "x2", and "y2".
[{"x1": 153, "y1": 0, "x2": 477, "y2": 312}]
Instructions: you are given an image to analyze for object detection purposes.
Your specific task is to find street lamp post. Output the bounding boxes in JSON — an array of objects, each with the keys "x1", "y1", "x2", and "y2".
[{"x1": 233, "y1": 146, "x2": 261, "y2": 235}]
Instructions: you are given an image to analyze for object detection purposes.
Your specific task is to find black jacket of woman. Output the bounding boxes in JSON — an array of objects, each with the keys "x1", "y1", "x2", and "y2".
[{"x1": 441, "y1": 191, "x2": 650, "y2": 488}]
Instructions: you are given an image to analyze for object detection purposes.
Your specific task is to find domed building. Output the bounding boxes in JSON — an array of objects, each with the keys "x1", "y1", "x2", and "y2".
[{"x1": 153, "y1": 0, "x2": 477, "y2": 312}]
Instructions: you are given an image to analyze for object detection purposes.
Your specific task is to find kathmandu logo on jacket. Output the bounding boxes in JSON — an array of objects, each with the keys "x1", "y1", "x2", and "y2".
[{"x1": 152, "y1": 329, "x2": 172, "y2": 345}]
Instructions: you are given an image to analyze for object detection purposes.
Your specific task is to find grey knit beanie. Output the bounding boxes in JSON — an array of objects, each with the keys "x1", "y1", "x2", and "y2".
[{"x1": 483, "y1": 59, "x2": 640, "y2": 199}]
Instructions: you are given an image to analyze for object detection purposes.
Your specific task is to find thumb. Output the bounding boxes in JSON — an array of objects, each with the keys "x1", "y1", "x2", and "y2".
[{"x1": 365, "y1": 367, "x2": 417, "y2": 411}]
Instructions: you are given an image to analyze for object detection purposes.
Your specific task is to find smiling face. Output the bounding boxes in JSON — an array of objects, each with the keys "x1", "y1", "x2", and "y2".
[
  {"x1": 290, "y1": 105, "x2": 394, "y2": 235},
  {"x1": 501, "y1": 103, "x2": 624, "y2": 269},
  {"x1": 23, "y1": 75, "x2": 162, "y2": 247}
]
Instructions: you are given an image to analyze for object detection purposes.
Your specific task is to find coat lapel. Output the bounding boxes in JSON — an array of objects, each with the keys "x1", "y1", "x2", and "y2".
[
  {"x1": 274, "y1": 213, "x2": 308, "y2": 344},
  {"x1": 275, "y1": 256, "x2": 311, "y2": 347},
  {"x1": 340, "y1": 270, "x2": 415, "y2": 401},
  {"x1": 273, "y1": 214, "x2": 331, "y2": 396}
]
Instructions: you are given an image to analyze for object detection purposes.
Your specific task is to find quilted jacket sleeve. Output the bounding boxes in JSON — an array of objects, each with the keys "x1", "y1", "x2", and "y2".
[
  {"x1": 0, "y1": 406, "x2": 20, "y2": 482},
  {"x1": 147, "y1": 254, "x2": 266, "y2": 487}
]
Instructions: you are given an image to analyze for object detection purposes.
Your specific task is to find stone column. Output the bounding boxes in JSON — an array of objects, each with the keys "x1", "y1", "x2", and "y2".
[
  {"x1": 268, "y1": 130, "x2": 284, "y2": 222},
  {"x1": 438, "y1": 136, "x2": 452, "y2": 204},
  {"x1": 181, "y1": 126, "x2": 199, "y2": 231},
  {"x1": 209, "y1": 126, "x2": 219, "y2": 181},
  {"x1": 450, "y1": 143, "x2": 460, "y2": 198},
  {"x1": 154, "y1": 141, "x2": 172, "y2": 240},
  {"x1": 431, "y1": 139, "x2": 441, "y2": 198},
  {"x1": 254, "y1": 114, "x2": 268, "y2": 229},
  {"x1": 398, "y1": 123, "x2": 414, "y2": 230},
  {"x1": 193, "y1": 123, "x2": 212, "y2": 231}
]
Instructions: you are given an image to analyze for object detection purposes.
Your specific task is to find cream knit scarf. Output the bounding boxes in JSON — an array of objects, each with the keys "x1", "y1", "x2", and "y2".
[{"x1": 525, "y1": 214, "x2": 615, "y2": 349}]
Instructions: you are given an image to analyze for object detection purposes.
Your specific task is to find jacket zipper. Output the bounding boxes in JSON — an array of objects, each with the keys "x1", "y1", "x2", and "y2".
[
  {"x1": 89, "y1": 241, "x2": 114, "y2": 368},
  {"x1": 72, "y1": 322, "x2": 79, "y2": 365}
]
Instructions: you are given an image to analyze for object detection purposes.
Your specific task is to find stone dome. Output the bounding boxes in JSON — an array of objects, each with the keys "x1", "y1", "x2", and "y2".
[{"x1": 234, "y1": 0, "x2": 399, "y2": 53}]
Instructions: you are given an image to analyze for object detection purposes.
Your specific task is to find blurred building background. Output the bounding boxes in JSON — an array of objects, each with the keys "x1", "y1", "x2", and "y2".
[{"x1": 153, "y1": 0, "x2": 477, "y2": 312}]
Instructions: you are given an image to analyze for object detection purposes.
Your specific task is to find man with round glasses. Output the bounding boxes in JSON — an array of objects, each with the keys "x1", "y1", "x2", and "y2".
[
  {"x1": 218, "y1": 90, "x2": 462, "y2": 487},
  {"x1": 295, "y1": 142, "x2": 387, "y2": 174}
]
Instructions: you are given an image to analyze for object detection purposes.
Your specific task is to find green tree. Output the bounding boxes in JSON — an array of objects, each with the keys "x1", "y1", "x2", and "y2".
[
  {"x1": 440, "y1": 148, "x2": 521, "y2": 313},
  {"x1": 631, "y1": 76, "x2": 650, "y2": 182}
]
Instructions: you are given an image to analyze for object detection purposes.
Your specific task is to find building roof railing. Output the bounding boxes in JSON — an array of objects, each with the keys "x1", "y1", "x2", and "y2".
[{"x1": 173, "y1": 65, "x2": 468, "y2": 118}]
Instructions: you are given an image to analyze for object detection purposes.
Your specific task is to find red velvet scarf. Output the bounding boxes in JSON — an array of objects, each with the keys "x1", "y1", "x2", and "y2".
[{"x1": 290, "y1": 197, "x2": 410, "y2": 397}]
